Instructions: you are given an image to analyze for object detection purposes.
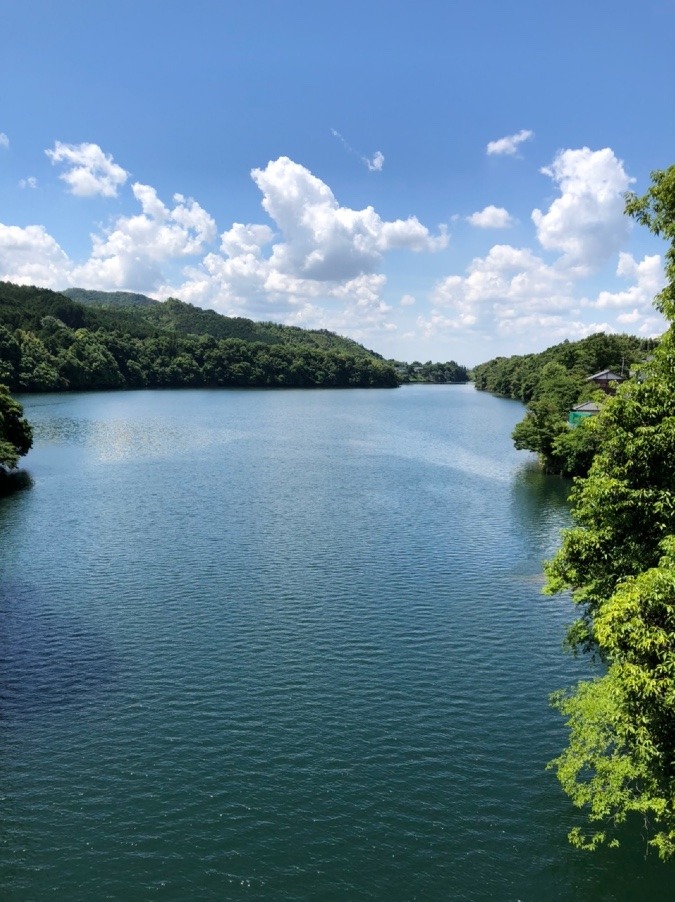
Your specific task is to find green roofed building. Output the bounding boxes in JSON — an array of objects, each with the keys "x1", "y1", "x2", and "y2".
[{"x1": 568, "y1": 400, "x2": 602, "y2": 426}]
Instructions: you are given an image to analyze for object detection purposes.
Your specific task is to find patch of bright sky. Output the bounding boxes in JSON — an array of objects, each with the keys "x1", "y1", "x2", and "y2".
[{"x1": 1, "y1": 0, "x2": 673, "y2": 365}]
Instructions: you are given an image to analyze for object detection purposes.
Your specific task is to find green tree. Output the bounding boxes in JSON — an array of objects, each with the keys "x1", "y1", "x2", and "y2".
[
  {"x1": 545, "y1": 164, "x2": 675, "y2": 857},
  {"x1": 512, "y1": 397, "x2": 568, "y2": 463},
  {"x1": 0, "y1": 384, "x2": 32, "y2": 469}
]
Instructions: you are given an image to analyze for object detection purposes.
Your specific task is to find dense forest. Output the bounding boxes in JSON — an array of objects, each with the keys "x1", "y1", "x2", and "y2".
[
  {"x1": 0, "y1": 282, "x2": 401, "y2": 392},
  {"x1": 473, "y1": 332, "x2": 657, "y2": 476}
]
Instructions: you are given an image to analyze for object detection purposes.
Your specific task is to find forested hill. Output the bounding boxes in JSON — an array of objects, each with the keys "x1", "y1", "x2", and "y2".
[
  {"x1": 473, "y1": 332, "x2": 657, "y2": 477},
  {"x1": 63, "y1": 288, "x2": 159, "y2": 308},
  {"x1": 62, "y1": 286, "x2": 385, "y2": 357},
  {"x1": 472, "y1": 332, "x2": 655, "y2": 403},
  {"x1": 0, "y1": 282, "x2": 399, "y2": 392}
]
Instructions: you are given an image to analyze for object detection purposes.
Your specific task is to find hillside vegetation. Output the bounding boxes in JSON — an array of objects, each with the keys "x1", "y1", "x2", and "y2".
[
  {"x1": 0, "y1": 282, "x2": 399, "y2": 392},
  {"x1": 473, "y1": 332, "x2": 656, "y2": 476}
]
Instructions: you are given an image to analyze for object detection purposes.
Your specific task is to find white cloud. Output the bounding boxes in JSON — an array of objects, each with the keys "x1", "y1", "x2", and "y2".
[
  {"x1": 331, "y1": 129, "x2": 385, "y2": 172},
  {"x1": 46, "y1": 141, "x2": 129, "y2": 197},
  {"x1": 250, "y1": 156, "x2": 446, "y2": 281},
  {"x1": 432, "y1": 244, "x2": 574, "y2": 312},
  {"x1": 0, "y1": 133, "x2": 9, "y2": 150},
  {"x1": 0, "y1": 223, "x2": 71, "y2": 287},
  {"x1": 616, "y1": 308, "x2": 641, "y2": 324},
  {"x1": 220, "y1": 222, "x2": 274, "y2": 258},
  {"x1": 166, "y1": 155, "x2": 449, "y2": 337},
  {"x1": 595, "y1": 252, "x2": 664, "y2": 309},
  {"x1": 1, "y1": 139, "x2": 662, "y2": 357},
  {"x1": 365, "y1": 151, "x2": 384, "y2": 172},
  {"x1": 467, "y1": 205, "x2": 513, "y2": 229},
  {"x1": 18, "y1": 176, "x2": 38, "y2": 189},
  {"x1": 496, "y1": 315, "x2": 613, "y2": 339},
  {"x1": 532, "y1": 147, "x2": 633, "y2": 275},
  {"x1": 420, "y1": 148, "x2": 664, "y2": 349},
  {"x1": 71, "y1": 182, "x2": 217, "y2": 290},
  {"x1": 486, "y1": 129, "x2": 533, "y2": 156}
]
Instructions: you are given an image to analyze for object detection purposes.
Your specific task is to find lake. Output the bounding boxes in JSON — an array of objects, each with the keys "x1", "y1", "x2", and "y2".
[{"x1": 1, "y1": 385, "x2": 672, "y2": 899}]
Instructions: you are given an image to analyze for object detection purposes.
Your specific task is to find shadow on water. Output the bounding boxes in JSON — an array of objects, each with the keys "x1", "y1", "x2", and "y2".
[
  {"x1": 510, "y1": 461, "x2": 572, "y2": 541},
  {"x1": 0, "y1": 468, "x2": 33, "y2": 498},
  {"x1": 513, "y1": 460, "x2": 572, "y2": 511},
  {"x1": 0, "y1": 581, "x2": 119, "y2": 720}
]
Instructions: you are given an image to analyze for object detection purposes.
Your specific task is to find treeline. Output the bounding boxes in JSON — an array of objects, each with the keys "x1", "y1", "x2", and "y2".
[
  {"x1": 473, "y1": 332, "x2": 657, "y2": 476},
  {"x1": 0, "y1": 283, "x2": 399, "y2": 392},
  {"x1": 396, "y1": 359, "x2": 469, "y2": 383}
]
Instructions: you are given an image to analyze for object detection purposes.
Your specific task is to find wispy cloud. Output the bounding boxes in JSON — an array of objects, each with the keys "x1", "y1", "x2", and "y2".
[
  {"x1": 486, "y1": 129, "x2": 533, "y2": 156},
  {"x1": 365, "y1": 150, "x2": 384, "y2": 172},
  {"x1": 331, "y1": 129, "x2": 384, "y2": 172},
  {"x1": 19, "y1": 177, "x2": 38, "y2": 189},
  {"x1": 0, "y1": 133, "x2": 9, "y2": 150}
]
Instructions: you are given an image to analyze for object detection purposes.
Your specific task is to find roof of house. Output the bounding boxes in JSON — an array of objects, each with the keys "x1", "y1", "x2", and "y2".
[
  {"x1": 571, "y1": 401, "x2": 602, "y2": 413},
  {"x1": 586, "y1": 369, "x2": 623, "y2": 382}
]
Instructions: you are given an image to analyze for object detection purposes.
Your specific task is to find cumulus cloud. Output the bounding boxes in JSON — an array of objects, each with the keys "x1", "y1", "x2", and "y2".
[
  {"x1": 165, "y1": 157, "x2": 449, "y2": 337},
  {"x1": 18, "y1": 176, "x2": 38, "y2": 189},
  {"x1": 0, "y1": 133, "x2": 9, "y2": 149},
  {"x1": 400, "y1": 294, "x2": 416, "y2": 307},
  {"x1": 421, "y1": 147, "x2": 665, "y2": 348},
  {"x1": 0, "y1": 223, "x2": 71, "y2": 287},
  {"x1": 71, "y1": 183, "x2": 217, "y2": 290},
  {"x1": 220, "y1": 223, "x2": 274, "y2": 258},
  {"x1": 532, "y1": 147, "x2": 633, "y2": 275},
  {"x1": 486, "y1": 129, "x2": 533, "y2": 156},
  {"x1": 432, "y1": 244, "x2": 574, "y2": 312},
  {"x1": 250, "y1": 156, "x2": 446, "y2": 281},
  {"x1": 424, "y1": 242, "x2": 581, "y2": 342},
  {"x1": 46, "y1": 141, "x2": 129, "y2": 197},
  {"x1": 467, "y1": 205, "x2": 513, "y2": 229},
  {"x1": 595, "y1": 252, "x2": 664, "y2": 309}
]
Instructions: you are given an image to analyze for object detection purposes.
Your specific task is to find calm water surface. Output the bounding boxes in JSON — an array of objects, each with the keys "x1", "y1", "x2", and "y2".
[{"x1": 1, "y1": 385, "x2": 672, "y2": 900}]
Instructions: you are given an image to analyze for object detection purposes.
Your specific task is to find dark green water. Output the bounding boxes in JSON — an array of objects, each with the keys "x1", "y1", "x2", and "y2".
[{"x1": 0, "y1": 385, "x2": 672, "y2": 900}]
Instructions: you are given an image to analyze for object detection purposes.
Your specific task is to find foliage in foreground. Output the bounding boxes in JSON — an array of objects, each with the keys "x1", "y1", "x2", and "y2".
[
  {"x1": 0, "y1": 384, "x2": 32, "y2": 470},
  {"x1": 545, "y1": 164, "x2": 675, "y2": 857}
]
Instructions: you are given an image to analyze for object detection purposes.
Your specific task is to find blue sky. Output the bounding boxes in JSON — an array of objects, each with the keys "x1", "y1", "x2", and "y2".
[{"x1": 1, "y1": 0, "x2": 673, "y2": 365}]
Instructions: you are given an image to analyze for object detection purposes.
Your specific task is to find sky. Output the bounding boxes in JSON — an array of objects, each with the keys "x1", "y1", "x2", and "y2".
[{"x1": 1, "y1": 0, "x2": 674, "y2": 366}]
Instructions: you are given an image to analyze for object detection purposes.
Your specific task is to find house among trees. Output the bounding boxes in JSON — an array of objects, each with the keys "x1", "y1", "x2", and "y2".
[
  {"x1": 568, "y1": 400, "x2": 602, "y2": 426},
  {"x1": 585, "y1": 369, "x2": 624, "y2": 393}
]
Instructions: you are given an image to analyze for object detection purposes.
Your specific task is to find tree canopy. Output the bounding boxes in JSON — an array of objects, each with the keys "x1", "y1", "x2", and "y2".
[
  {"x1": 545, "y1": 164, "x2": 675, "y2": 858},
  {"x1": 0, "y1": 284, "x2": 402, "y2": 392},
  {"x1": 0, "y1": 384, "x2": 32, "y2": 470},
  {"x1": 473, "y1": 333, "x2": 655, "y2": 476}
]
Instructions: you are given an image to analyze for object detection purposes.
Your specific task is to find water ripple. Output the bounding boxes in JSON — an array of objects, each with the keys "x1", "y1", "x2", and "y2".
[{"x1": 1, "y1": 386, "x2": 671, "y2": 900}]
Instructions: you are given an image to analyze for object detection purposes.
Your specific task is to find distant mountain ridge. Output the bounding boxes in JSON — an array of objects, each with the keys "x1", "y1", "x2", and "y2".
[
  {"x1": 63, "y1": 288, "x2": 159, "y2": 308},
  {"x1": 60, "y1": 286, "x2": 383, "y2": 358}
]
